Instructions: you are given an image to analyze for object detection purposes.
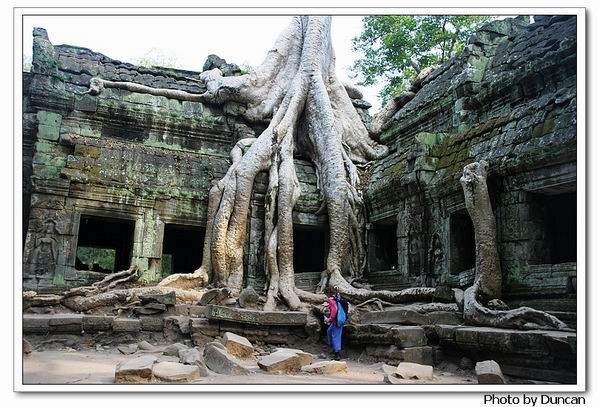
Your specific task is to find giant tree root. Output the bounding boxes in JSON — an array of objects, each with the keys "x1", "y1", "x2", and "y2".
[
  {"x1": 63, "y1": 265, "x2": 139, "y2": 298},
  {"x1": 327, "y1": 271, "x2": 436, "y2": 304},
  {"x1": 463, "y1": 285, "x2": 569, "y2": 330},
  {"x1": 158, "y1": 269, "x2": 209, "y2": 290},
  {"x1": 460, "y1": 161, "x2": 568, "y2": 331},
  {"x1": 60, "y1": 286, "x2": 204, "y2": 313}
]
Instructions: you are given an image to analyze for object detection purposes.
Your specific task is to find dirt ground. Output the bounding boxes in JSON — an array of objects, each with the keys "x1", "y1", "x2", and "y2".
[{"x1": 22, "y1": 349, "x2": 478, "y2": 385}]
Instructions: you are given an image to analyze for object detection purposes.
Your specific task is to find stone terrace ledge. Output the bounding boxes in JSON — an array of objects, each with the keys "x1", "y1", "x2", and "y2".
[{"x1": 206, "y1": 305, "x2": 308, "y2": 326}]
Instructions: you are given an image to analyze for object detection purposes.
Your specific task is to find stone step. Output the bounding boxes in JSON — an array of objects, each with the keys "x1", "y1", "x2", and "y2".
[
  {"x1": 453, "y1": 326, "x2": 576, "y2": 357},
  {"x1": 190, "y1": 317, "x2": 306, "y2": 346},
  {"x1": 344, "y1": 324, "x2": 427, "y2": 348},
  {"x1": 440, "y1": 325, "x2": 576, "y2": 383},
  {"x1": 206, "y1": 305, "x2": 307, "y2": 326},
  {"x1": 360, "y1": 309, "x2": 463, "y2": 326},
  {"x1": 365, "y1": 345, "x2": 434, "y2": 365},
  {"x1": 23, "y1": 313, "x2": 148, "y2": 334}
]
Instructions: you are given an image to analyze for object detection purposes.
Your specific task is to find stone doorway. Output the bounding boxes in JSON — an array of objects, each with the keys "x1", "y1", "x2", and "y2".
[
  {"x1": 368, "y1": 220, "x2": 398, "y2": 272},
  {"x1": 161, "y1": 224, "x2": 206, "y2": 275},
  {"x1": 536, "y1": 191, "x2": 577, "y2": 264},
  {"x1": 293, "y1": 226, "x2": 327, "y2": 273},
  {"x1": 449, "y1": 210, "x2": 476, "y2": 275}
]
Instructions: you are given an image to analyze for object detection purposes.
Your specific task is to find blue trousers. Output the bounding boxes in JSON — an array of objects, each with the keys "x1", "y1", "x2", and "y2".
[{"x1": 327, "y1": 323, "x2": 343, "y2": 352}]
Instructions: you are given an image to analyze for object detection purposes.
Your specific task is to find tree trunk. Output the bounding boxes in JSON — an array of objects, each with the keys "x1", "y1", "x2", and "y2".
[
  {"x1": 159, "y1": 16, "x2": 440, "y2": 309},
  {"x1": 460, "y1": 160, "x2": 502, "y2": 300},
  {"x1": 460, "y1": 161, "x2": 568, "y2": 330}
]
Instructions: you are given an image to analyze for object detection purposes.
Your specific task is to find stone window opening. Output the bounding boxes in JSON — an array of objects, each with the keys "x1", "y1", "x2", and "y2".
[
  {"x1": 293, "y1": 226, "x2": 327, "y2": 273},
  {"x1": 161, "y1": 224, "x2": 206, "y2": 275},
  {"x1": 449, "y1": 210, "x2": 476, "y2": 275},
  {"x1": 368, "y1": 219, "x2": 398, "y2": 272},
  {"x1": 75, "y1": 215, "x2": 135, "y2": 273},
  {"x1": 534, "y1": 191, "x2": 577, "y2": 264}
]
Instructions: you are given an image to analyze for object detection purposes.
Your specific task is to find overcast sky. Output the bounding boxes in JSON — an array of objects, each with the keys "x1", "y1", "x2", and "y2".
[{"x1": 22, "y1": 15, "x2": 385, "y2": 110}]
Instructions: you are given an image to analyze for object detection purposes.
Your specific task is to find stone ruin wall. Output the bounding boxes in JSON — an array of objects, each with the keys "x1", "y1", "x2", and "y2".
[
  {"x1": 23, "y1": 17, "x2": 577, "y2": 320},
  {"x1": 22, "y1": 27, "x2": 371, "y2": 293},
  {"x1": 365, "y1": 16, "x2": 577, "y2": 321}
]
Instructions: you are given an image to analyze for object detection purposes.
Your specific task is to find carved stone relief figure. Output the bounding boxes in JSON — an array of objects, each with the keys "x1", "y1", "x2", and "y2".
[
  {"x1": 427, "y1": 232, "x2": 443, "y2": 286},
  {"x1": 29, "y1": 218, "x2": 58, "y2": 277}
]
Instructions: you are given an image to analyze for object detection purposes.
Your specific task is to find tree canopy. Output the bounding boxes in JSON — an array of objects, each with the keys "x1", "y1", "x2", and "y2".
[{"x1": 352, "y1": 15, "x2": 492, "y2": 102}]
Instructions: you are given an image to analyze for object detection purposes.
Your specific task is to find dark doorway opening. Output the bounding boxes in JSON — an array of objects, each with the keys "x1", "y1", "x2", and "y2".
[
  {"x1": 542, "y1": 192, "x2": 577, "y2": 263},
  {"x1": 368, "y1": 220, "x2": 398, "y2": 272},
  {"x1": 293, "y1": 227, "x2": 327, "y2": 273},
  {"x1": 162, "y1": 224, "x2": 205, "y2": 275},
  {"x1": 76, "y1": 215, "x2": 135, "y2": 272},
  {"x1": 449, "y1": 210, "x2": 476, "y2": 275}
]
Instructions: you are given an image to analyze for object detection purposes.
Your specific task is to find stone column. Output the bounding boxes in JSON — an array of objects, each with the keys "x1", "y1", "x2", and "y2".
[{"x1": 133, "y1": 209, "x2": 164, "y2": 283}]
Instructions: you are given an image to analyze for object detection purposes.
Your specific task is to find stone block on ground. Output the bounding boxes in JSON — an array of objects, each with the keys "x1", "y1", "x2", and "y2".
[
  {"x1": 199, "y1": 288, "x2": 231, "y2": 306},
  {"x1": 138, "y1": 340, "x2": 159, "y2": 352},
  {"x1": 257, "y1": 349, "x2": 311, "y2": 374},
  {"x1": 48, "y1": 314, "x2": 83, "y2": 332},
  {"x1": 221, "y1": 332, "x2": 254, "y2": 358},
  {"x1": 139, "y1": 316, "x2": 164, "y2": 331},
  {"x1": 163, "y1": 343, "x2": 188, "y2": 356},
  {"x1": 391, "y1": 326, "x2": 427, "y2": 348},
  {"x1": 179, "y1": 348, "x2": 210, "y2": 377},
  {"x1": 393, "y1": 346, "x2": 433, "y2": 365},
  {"x1": 301, "y1": 360, "x2": 347, "y2": 375},
  {"x1": 164, "y1": 315, "x2": 190, "y2": 335},
  {"x1": 157, "y1": 355, "x2": 180, "y2": 363},
  {"x1": 384, "y1": 373, "x2": 403, "y2": 384},
  {"x1": 188, "y1": 305, "x2": 206, "y2": 317},
  {"x1": 203, "y1": 341, "x2": 250, "y2": 375},
  {"x1": 190, "y1": 318, "x2": 219, "y2": 346},
  {"x1": 152, "y1": 361, "x2": 201, "y2": 383},
  {"x1": 112, "y1": 318, "x2": 141, "y2": 332},
  {"x1": 23, "y1": 315, "x2": 50, "y2": 333},
  {"x1": 380, "y1": 363, "x2": 402, "y2": 384},
  {"x1": 395, "y1": 362, "x2": 434, "y2": 380},
  {"x1": 275, "y1": 348, "x2": 314, "y2": 366},
  {"x1": 82, "y1": 315, "x2": 114, "y2": 332},
  {"x1": 139, "y1": 291, "x2": 176, "y2": 306},
  {"x1": 475, "y1": 360, "x2": 506, "y2": 384},
  {"x1": 117, "y1": 344, "x2": 139, "y2": 355},
  {"x1": 115, "y1": 355, "x2": 157, "y2": 383}
]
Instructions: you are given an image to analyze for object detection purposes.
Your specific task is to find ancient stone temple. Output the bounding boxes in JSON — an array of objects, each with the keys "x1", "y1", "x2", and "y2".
[{"x1": 22, "y1": 15, "x2": 577, "y2": 384}]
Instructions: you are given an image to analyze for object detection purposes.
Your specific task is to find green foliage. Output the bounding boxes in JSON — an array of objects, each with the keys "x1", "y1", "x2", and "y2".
[
  {"x1": 239, "y1": 63, "x2": 254, "y2": 75},
  {"x1": 76, "y1": 246, "x2": 116, "y2": 271},
  {"x1": 352, "y1": 15, "x2": 492, "y2": 102},
  {"x1": 134, "y1": 48, "x2": 182, "y2": 69}
]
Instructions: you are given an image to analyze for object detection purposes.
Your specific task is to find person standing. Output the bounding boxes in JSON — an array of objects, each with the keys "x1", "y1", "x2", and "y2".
[{"x1": 324, "y1": 287, "x2": 345, "y2": 360}]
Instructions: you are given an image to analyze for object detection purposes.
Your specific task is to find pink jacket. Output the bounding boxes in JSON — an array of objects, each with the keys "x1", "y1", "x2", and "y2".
[{"x1": 327, "y1": 296, "x2": 337, "y2": 322}]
